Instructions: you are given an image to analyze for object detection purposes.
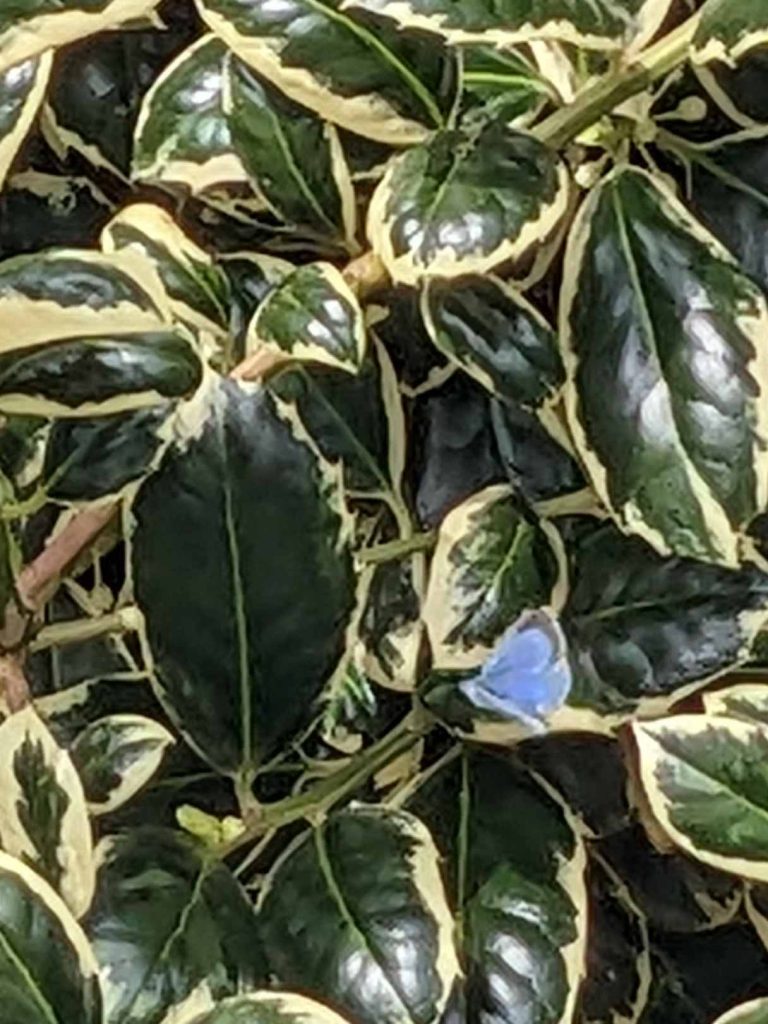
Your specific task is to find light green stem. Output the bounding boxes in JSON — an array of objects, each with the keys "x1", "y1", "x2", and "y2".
[{"x1": 533, "y1": 13, "x2": 702, "y2": 149}]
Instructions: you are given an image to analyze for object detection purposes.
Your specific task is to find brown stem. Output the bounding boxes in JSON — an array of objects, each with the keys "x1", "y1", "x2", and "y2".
[{"x1": 0, "y1": 654, "x2": 31, "y2": 712}]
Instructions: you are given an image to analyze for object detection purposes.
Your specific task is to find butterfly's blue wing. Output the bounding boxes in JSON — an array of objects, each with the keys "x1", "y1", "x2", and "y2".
[{"x1": 459, "y1": 609, "x2": 572, "y2": 727}]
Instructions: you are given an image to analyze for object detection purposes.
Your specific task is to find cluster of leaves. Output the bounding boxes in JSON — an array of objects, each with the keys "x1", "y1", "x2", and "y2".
[{"x1": 7, "y1": 1, "x2": 768, "y2": 1023}]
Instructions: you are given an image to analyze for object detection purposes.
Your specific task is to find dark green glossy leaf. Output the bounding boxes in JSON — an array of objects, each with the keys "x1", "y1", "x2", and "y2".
[
  {"x1": 101, "y1": 204, "x2": 231, "y2": 338},
  {"x1": 188, "y1": 992, "x2": 354, "y2": 1023},
  {"x1": 369, "y1": 120, "x2": 569, "y2": 284},
  {"x1": 134, "y1": 36, "x2": 248, "y2": 194},
  {"x1": 359, "y1": 555, "x2": 423, "y2": 692},
  {"x1": 407, "y1": 749, "x2": 587, "y2": 1024},
  {"x1": 44, "y1": 403, "x2": 173, "y2": 502},
  {"x1": 580, "y1": 858, "x2": 649, "y2": 1024},
  {"x1": 0, "y1": 0, "x2": 164, "y2": 74},
  {"x1": 490, "y1": 397, "x2": 586, "y2": 505},
  {"x1": 633, "y1": 714, "x2": 768, "y2": 883},
  {"x1": 257, "y1": 805, "x2": 460, "y2": 1024},
  {"x1": 561, "y1": 166, "x2": 768, "y2": 566},
  {"x1": 249, "y1": 262, "x2": 366, "y2": 374},
  {"x1": 694, "y1": 0, "x2": 768, "y2": 64},
  {"x1": 0, "y1": 172, "x2": 112, "y2": 259},
  {"x1": 0, "y1": 707, "x2": 94, "y2": 918},
  {"x1": 226, "y1": 56, "x2": 355, "y2": 242},
  {"x1": 44, "y1": 12, "x2": 197, "y2": 178},
  {"x1": 86, "y1": 828, "x2": 265, "y2": 1024},
  {"x1": 345, "y1": 0, "x2": 670, "y2": 49},
  {"x1": 0, "y1": 331, "x2": 202, "y2": 418},
  {"x1": 0, "y1": 850, "x2": 102, "y2": 1024},
  {"x1": 598, "y1": 824, "x2": 741, "y2": 934},
  {"x1": 196, "y1": 0, "x2": 455, "y2": 144},
  {"x1": 70, "y1": 714, "x2": 175, "y2": 816},
  {"x1": 462, "y1": 46, "x2": 552, "y2": 124},
  {"x1": 422, "y1": 275, "x2": 563, "y2": 407},
  {"x1": 423, "y1": 484, "x2": 559, "y2": 670},
  {"x1": 132, "y1": 376, "x2": 356, "y2": 775},
  {"x1": 220, "y1": 251, "x2": 293, "y2": 363},
  {"x1": 559, "y1": 518, "x2": 768, "y2": 716},
  {"x1": 268, "y1": 338, "x2": 401, "y2": 496},
  {"x1": 0, "y1": 54, "x2": 52, "y2": 189}
]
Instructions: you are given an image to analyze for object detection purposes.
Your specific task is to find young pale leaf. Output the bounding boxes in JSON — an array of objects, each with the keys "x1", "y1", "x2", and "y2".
[
  {"x1": 633, "y1": 715, "x2": 768, "y2": 883},
  {"x1": 0, "y1": 53, "x2": 53, "y2": 190},
  {"x1": 704, "y1": 684, "x2": 768, "y2": 727},
  {"x1": 44, "y1": 404, "x2": 174, "y2": 503},
  {"x1": 711, "y1": 999, "x2": 768, "y2": 1024},
  {"x1": 268, "y1": 336, "x2": 403, "y2": 496},
  {"x1": 0, "y1": 707, "x2": 95, "y2": 918},
  {"x1": 248, "y1": 263, "x2": 366, "y2": 374},
  {"x1": 195, "y1": 0, "x2": 454, "y2": 144},
  {"x1": 369, "y1": 120, "x2": 569, "y2": 284},
  {"x1": 133, "y1": 36, "x2": 249, "y2": 194},
  {"x1": 133, "y1": 377, "x2": 355, "y2": 775},
  {"x1": 561, "y1": 166, "x2": 768, "y2": 566},
  {"x1": 423, "y1": 484, "x2": 559, "y2": 670},
  {"x1": 407, "y1": 750, "x2": 588, "y2": 1024},
  {"x1": 101, "y1": 204, "x2": 230, "y2": 339},
  {"x1": 225, "y1": 56, "x2": 355, "y2": 243},
  {"x1": 0, "y1": 850, "x2": 102, "y2": 1024},
  {"x1": 0, "y1": 0, "x2": 164, "y2": 74},
  {"x1": 86, "y1": 828, "x2": 265, "y2": 1024},
  {"x1": 343, "y1": 0, "x2": 671, "y2": 50},
  {"x1": 70, "y1": 714, "x2": 175, "y2": 817},
  {"x1": 422, "y1": 275, "x2": 564, "y2": 407},
  {"x1": 257, "y1": 805, "x2": 460, "y2": 1024},
  {"x1": 188, "y1": 992, "x2": 355, "y2": 1023},
  {"x1": 0, "y1": 330, "x2": 202, "y2": 418},
  {"x1": 694, "y1": 0, "x2": 768, "y2": 64},
  {"x1": 560, "y1": 520, "x2": 768, "y2": 717}
]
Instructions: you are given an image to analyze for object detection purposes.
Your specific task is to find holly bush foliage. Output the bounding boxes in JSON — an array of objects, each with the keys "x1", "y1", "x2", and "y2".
[{"x1": 7, "y1": 1, "x2": 768, "y2": 1023}]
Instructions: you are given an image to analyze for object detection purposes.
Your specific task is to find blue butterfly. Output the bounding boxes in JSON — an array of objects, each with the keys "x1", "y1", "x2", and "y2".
[{"x1": 459, "y1": 608, "x2": 572, "y2": 732}]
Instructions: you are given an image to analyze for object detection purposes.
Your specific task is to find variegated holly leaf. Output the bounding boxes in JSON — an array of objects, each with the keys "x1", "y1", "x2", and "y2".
[
  {"x1": 343, "y1": 0, "x2": 672, "y2": 50},
  {"x1": 711, "y1": 999, "x2": 768, "y2": 1024},
  {"x1": 561, "y1": 166, "x2": 768, "y2": 566},
  {"x1": 559, "y1": 518, "x2": 768, "y2": 717},
  {"x1": 225, "y1": 56, "x2": 355, "y2": 244},
  {"x1": 132, "y1": 377, "x2": 356, "y2": 777},
  {"x1": 0, "y1": 850, "x2": 102, "y2": 1024},
  {"x1": 0, "y1": 707, "x2": 95, "y2": 918},
  {"x1": 187, "y1": 993, "x2": 355, "y2": 1024},
  {"x1": 633, "y1": 714, "x2": 768, "y2": 883},
  {"x1": 44, "y1": 17, "x2": 197, "y2": 180},
  {"x1": 220, "y1": 251, "x2": 293, "y2": 356},
  {"x1": 248, "y1": 263, "x2": 366, "y2": 374},
  {"x1": 268, "y1": 336, "x2": 403, "y2": 497},
  {"x1": 0, "y1": 329, "x2": 202, "y2": 418},
  {"x1": 134, "y1": 36, "x2": 249, "y2": 194},
  {"x1": 86, "y1": 828, "x2": 265, "y2": 1024},
  {"x1": 422, "y1": 275, "x2": 564, "y2": 407},
  {"x1": 44, "y1": 404, "x2": 174, "y2": 503},
  {"x1": 369, "y1": 119, "x2": 569, "y2": 284},
  {"x1": 704, "y1": 684, "x2": 768, "y2": 726},
  {"x1": 423, "y1": 484, "x2": 559, "y2": 670},
  {"x1": 359, "y1": 555, "x2": 423, "y2": 692},
  {"x1": 256, "y1": 805, "x2": 460, "y2": 1024},
  {"x1": 0, "y1": 0, "x2": 164, "y2": 74},
  {"x1": 101, "y1": 204, "x2": 230, "y2": 341},
  {"x1": 407, "y1": 749, "x2": 588, "y2": 1024},
  {"x1": 195, "y1": 0, "x2": 456, "y2": 144},
  {"x1": 462, "y1": 46, "x2": 553, "y2": 124},
  {"x1": 0, "y1": 53, "x2": 52, "y2": 190},
  {"x1": 70, "y1": 714, "x2": 175, "y2": 817},
  {"x1": 694, "y1": 0, "x2": 768, "y2": 65}
]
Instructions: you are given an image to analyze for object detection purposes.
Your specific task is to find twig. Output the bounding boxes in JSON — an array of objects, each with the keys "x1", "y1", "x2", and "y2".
[{"x1": 0, "y1": 654, "x2": 31, "y2": 712}]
